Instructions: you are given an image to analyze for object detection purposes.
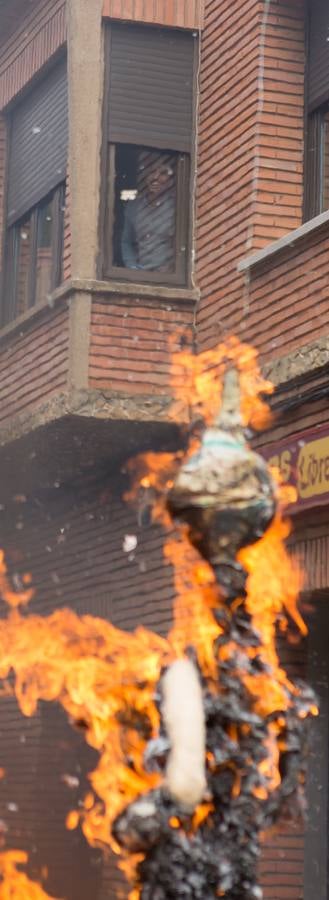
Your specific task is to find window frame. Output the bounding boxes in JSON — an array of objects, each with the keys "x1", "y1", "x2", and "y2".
[
  {"x1": 303, "y1": 0, "x2": 329, "y2": 222},
  {"x1": 2, "y1": 183, "x2": 65, "y2": 326},
  {"x1": 104, "y1": 144, "x2": 190, "y2": 286},
  {"x1": 98, "y1": 24, "x2": 197, "y2": 289}
]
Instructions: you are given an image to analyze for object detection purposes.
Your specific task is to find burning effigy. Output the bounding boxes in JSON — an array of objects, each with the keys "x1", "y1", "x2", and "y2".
[{"x1": 0, "y1": 338, "x2": 317, "y2": 900}]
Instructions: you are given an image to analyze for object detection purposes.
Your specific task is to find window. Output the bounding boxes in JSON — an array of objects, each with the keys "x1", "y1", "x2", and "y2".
[
  {"x1": 5, "y1": 187, "x2": 65, "y2": 320},
  {"x1": 2, "y1": 58, "x2": 68, "y2": 324},
  {"x1": 304, "y1": 0, "x2": 329, "y2": 219},
  {"x1": 103, "y1": 25, "x2": 195, "y2": 286}
]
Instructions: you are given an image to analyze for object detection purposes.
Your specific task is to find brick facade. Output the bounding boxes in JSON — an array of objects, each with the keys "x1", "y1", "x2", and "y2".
[
  {"x1": 196, "y1": 0, "x2": 260, "y2": 348},
  {"x1": 102, "y1": 0, "x2": 204, "y2": 29},
  {"x1": 0, "y1": 305, "x2": 70, "y2": 432},
  {"x1": 88, "y1": 298, "x2": 194, "y2": 396},
  {"x1": 195, "y1": 0, "x2": 306, "y2": 351},
  {"x1": 251, "y1": 0, "x2": 305, "y2": 249},
  {"x1": 240, "y1": 227, "x2": 329, "y2": 362},
  {"x1": 0, "y1": 0, "x2": 66, "y2": 111}
]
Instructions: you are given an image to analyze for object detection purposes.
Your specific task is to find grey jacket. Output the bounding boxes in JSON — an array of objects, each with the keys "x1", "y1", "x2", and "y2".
[{"x1": 121, "y1": 193, "x2": 175, "y2": 271}]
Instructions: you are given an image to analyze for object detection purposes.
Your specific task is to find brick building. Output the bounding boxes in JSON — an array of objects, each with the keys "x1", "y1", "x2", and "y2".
[{"x1": 0, "y1": 0, "x2": 328, "y2": 898}]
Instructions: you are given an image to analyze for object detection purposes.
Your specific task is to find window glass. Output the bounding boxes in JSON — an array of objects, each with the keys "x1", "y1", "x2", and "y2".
[
  {"x1": 112, "y1": 146, "x2": 177, "y2": 273},
  {"x1": 321, "y1": 109, "x2": 329, "y2": 212},
  {"x1": 16, "y1": 216, "x2": 32, "y2": 316},
  {"x1": 36, "y1": 198, "x2": 53, "y2": 305},
  {"x1": 3, "y1": 185, "x2": 65, "y2": 325}
]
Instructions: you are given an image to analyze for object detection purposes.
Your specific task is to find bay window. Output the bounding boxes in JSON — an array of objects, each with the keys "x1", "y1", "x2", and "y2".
[{"x1": 102, "y1": 24, "x2": 196, "y2": 286}]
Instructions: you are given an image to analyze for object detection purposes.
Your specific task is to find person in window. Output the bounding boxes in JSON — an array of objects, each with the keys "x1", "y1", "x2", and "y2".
[{"x1": 121, "y1": 153, "x2": 175, "y2": 272}]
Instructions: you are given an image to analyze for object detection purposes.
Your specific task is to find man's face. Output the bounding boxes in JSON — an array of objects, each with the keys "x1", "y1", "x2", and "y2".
[{"x1": 145, "y1": 165, "x2": 172, "y2": 198}]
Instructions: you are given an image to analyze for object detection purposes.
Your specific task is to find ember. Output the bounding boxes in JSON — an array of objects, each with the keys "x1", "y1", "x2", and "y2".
[{"x1": 0, "y1": 338, "x2": 317, "y2": 900}]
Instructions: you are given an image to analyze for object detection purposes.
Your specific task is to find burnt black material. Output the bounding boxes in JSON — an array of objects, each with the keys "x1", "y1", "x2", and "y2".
[
  {"x1": 113, "y1": 633, "x2": 314, "y2": 900},
  {"x1": 113, "y1": 388, "x2": 316, "y2": 900}
]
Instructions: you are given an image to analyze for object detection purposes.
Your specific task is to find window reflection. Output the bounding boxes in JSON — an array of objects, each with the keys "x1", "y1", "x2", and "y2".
[
  {"x1": 5, "y1": 185, "x2": 65, "y2": 324},
  {"x1": 16, "y1": 216, "x2": 32, "y2": 316},
  {"x1": 36, "y1": 199, "x2": 53, "y2": 305}
]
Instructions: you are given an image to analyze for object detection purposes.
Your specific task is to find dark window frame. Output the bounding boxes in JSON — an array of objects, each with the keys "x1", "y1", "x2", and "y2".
[
  {"x1": 99, "y1": 24, "x2": 197, "y2": 288},
  {"x1": 2, "y1": 183, "x2": 65, "y2": 326},
  {"x1": 303, "y1": 0, "x2": 329, "y2": 221}
]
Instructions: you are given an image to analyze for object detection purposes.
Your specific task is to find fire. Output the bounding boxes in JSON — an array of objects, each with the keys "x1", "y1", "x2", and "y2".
[
  {"x1": 0, "y1": 337, "x2": 316, "y2": 898},
  {"x1": 168, "y1": 334, "x2": 273, "y2": 430},
  {"x1": 0, "y1": 551, "x2": 33, "y2": 609},
  {"x1": 0, "y1": 851, "x2": 59, "y2": 899}
]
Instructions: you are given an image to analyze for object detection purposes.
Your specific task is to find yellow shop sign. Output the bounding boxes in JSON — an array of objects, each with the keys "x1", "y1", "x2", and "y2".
[
  {"x1": 297, "y1": 436, "x2": 329, "y2": 499},
  {"x1": 262, "y1": 425, "x2": 329, "y2": 511}
]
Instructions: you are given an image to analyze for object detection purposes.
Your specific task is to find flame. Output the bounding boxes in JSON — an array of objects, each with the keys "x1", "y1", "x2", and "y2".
[
  {"x1": 0, "y1": 551, "x2": 33, "y2": 609},
  {"x1": 0, "y1": 851, "x2": 59, "y2": 899},
  {"x1": 168, "y1": 335, "x2": 273, "y2": 430},
  {"x1": 0, "y1": 338, "x2": 316, "y2": 896},
  {"x1": 165, "y1": 530, "x2": 221, "y2": 676}
]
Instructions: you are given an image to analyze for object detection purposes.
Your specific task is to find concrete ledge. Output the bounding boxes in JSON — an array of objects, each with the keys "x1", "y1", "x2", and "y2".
[
  {"x1": 0, "y1": 386, "x2": 188, "y2": 448},
  {"x1": 65, "y1": 277, "x2": 199, "y2": 305},
  {"x1": 238, "y1": 209, "x2": 329, "y2": 273},
  {"x1": 264, "y1": 335, "x2": 329, "y2": 386}
]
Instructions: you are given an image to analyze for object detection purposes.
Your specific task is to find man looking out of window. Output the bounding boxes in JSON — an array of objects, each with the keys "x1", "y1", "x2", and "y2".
[{"x1": 121, "y1": 152, "x2": 176, "y2": 272}]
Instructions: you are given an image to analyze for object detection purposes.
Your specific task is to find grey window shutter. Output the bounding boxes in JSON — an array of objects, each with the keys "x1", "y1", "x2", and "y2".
[
  {"x1": 108, "y1": 25, "x2": 194, "y2": 152},
  {"x1": 7, "y1": 58, "x2": 68, "y2": 225},
  {"x1": 308, "y1": 0, "x2": 329, "y2": 111}
]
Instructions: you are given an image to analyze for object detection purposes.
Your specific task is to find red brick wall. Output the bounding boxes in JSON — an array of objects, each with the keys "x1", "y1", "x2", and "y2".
[
  {"x1": 102, "y1": 0, "x2": 204, "y2": 29},
  {"x1": 251, "y1": 0, "x2": 305, "y2": 249},
  {"x1": 196, "y1": 0, "x2": 261, "y2": 348},
  {"x1": 0, "y1": 305, "x2": 70, "y2": 429},
  {"x1": 196, "y1": 0, "x2": 305, "y2": 350},
  {"x1": 88, "y1": 298, "x2": 194, "y2": 396},
  {"x1": 0, "y1": 0, "x2": 66, "y2": 111},
  {"x1": 259, "y1": 833, "x2": 304, "y2": 900},
  {"x1": 242, "y1": 230, "x2": 329, "y2": 362}
]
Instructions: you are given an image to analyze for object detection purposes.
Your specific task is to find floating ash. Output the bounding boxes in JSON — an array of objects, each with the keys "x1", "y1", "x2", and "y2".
[{"x1": 0, "y1": 338, "x2": 318, "y2": 900}]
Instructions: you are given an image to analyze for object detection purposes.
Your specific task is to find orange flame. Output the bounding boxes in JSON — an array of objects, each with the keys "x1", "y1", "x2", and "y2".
[
  {"x1": 0, "y1": 851, "x2": 59, "y2": 899},
  {"x1": 168, "y1": 335, "x2": 273, "y2": 430},
  {"x1": 0, "y1": 338, "x2": 315, "y2": 896}
]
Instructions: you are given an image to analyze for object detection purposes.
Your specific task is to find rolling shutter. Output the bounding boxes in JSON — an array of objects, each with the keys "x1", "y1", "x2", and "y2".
[
  {"x1": 108, "y1": 25, "x2": 194, "y2": 152},
  {"x1": 308, "y1": 0, "x2": 329, "y2": 111},
  {"x1": 7, "y1": 58, "x2": 68, "y2": 225}
]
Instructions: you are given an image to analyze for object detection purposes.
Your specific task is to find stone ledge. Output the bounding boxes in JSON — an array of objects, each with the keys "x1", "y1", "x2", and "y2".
[
  {"x1": 263, "y1": 336, "x2": 329, "y2": 386},
  {"x1": 0, "y1": 387, "x2": 187, "y2": 448},
  {"x1": 62, "y1": 277, "x2": 199, "y2": 306}
]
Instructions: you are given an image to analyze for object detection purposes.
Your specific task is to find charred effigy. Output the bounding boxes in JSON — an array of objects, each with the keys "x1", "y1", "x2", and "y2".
[{"x1": 113, "y1": 368, "x2": 316, "y2": 900}]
